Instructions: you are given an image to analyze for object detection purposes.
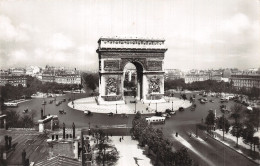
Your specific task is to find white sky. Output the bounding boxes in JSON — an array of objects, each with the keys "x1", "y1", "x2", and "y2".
[{"x1": 0, "y1": 0, "x2": 259, "y2": 71}]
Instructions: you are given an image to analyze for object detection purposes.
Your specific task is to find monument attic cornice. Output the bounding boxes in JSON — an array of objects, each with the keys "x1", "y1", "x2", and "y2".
[
  {"x1": 97, "y1": 37, "x2": 167, "y2": 52},
  {"x1": 97, "y1": 48, "x2": 167, "y2": 53},
  {"x1": 98, "y1": 36, "x2": 165, "y2": 42}
]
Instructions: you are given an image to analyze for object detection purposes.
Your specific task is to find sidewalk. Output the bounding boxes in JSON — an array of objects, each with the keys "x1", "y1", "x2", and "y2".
[
  {"x1": 211, "y1": 129, "x2": 260, "y2": 164},
  {"x1": 111, "y1": 136, "x2": 153, "y2": 166}
]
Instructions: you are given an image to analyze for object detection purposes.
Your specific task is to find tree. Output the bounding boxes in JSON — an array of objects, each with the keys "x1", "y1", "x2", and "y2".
[
  {"x1": 230, "y1": 103, "x2": 243, "y2": 124},
  {"x1": 242, "y1": 122, "x2": 255, "y2": 152},
  {"x1": 205, "y1": 110, "x2": 215, "y2": 133},
  {"x1": 217, "y1": 116, "x2": 230, "y2": 133},
  {"x1": 21, "y1": 115, "x2": 34, "y2": 128},
  {"x1": 174, "y1": 147, "x2": 192, "y2": 166},
  {"x1": 230, "y1": 122, "x2": 243, "y2": 147},
  {"x1": 93, "y1": 129, "x2": 119, "y2": 166},
  {"x1": 248, "y1": 108, "x2": 260, "y2": 131},
  {"x1": 82, "y1": 73, "x2": 99, "y2": 92},
  {"x1": 5, "y1": 110, "x2": 20, "y2": 127}
]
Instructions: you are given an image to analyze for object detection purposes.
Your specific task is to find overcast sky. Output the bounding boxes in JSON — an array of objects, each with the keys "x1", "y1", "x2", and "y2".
[{"x1": 0, "y1": 0, "x2": 259, "y2": 71}]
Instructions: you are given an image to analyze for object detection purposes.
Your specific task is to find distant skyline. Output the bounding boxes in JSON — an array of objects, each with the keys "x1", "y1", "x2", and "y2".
[{"x1": 0, "y1": 0, "x2": 259, "y2": 70}]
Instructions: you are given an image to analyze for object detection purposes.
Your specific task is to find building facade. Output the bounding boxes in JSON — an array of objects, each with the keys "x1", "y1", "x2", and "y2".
[
  {"x1": 184, "y1": 74, "x2": 210, "y2": 83},
  {"x1": 164, "y1": 69, "x2": 182, "y2": 80},
  {"x1": 231, "y1": 74, "x2": 260, "y2": 90},
  {"x1": 55, "y1": 74, "x2": 81, "y2": 84},
  {"x1": 0, "y1": 75, "x2": 27, "y2": 87},
  {"x1": 41, "y1": 74, "x2": 81, "y2": 85}
]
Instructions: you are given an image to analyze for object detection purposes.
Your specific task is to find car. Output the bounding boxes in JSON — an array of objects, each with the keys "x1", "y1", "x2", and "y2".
[
  {"x1": 155, "y1": 111, "x2": 162, "y2": 117},
  {"x1": 179, "y1": 107, "x2": 184, "y2": 111},
  {"x1": 161, "y1": 113, "x2": 167, "y2": 117},
  {"x1": 121, "y1": 113, "x2": 129, "y2": 118},
  {"x1": 107, "y1": 112, "x2": 114, "y2": 116},
  {"x1": 84, "y1": 110, "x2": 92, "y2": 116},
  {"x1": 23, "y1": 108, "x2": 29, "y2": 113},
  {"x1": 165, "y1": 109, "x2": 176, "y2": 115},
  {"x1": 59, "y1": 109, "x2": 66, "y2": 114}
]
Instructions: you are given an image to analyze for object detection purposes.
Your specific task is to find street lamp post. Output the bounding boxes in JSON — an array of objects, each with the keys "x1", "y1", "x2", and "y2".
[
  {"x1": 156, "y1": 103, "x2": 157, "y2": 112},
  {"x1": 223, "y1": 112, "x2": 225, "y2": 141},
  {"x1": 135, "y1": 102, "x2": 136, "y2": 113},
  {"x1": 116, "y1": 104, "x2": 117, "y2": 114},
  {"x1": 171, "y1": 100, "x2": 173, "y2": 111},
  {"x1": 196, "y1": 124, "x2": 198, "y2": 138}
]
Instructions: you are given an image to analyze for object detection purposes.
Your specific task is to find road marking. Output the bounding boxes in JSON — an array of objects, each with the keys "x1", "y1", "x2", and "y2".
[{"x1": 35, "y1": 146, "x2": 39, "y2": 151}]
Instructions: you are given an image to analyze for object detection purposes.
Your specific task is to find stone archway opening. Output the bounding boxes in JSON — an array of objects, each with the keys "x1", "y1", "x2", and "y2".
[{"x1": 123, "y1": 62, "x2": 143, "y2": 100}]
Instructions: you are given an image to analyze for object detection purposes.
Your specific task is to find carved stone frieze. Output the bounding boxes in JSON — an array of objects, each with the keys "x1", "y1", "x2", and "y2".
[
  {"x1": 104, "y1": 60, "x2": 120, "y2": 71},
  {"x1": 105, "y1": 77, "x2": 118, "y2": 95},
  {"x1": 147, "y1": 61, "x2": 162, "y2": 71},
  {"x1": 101, "y1": 52, "x2": 164, "y2": 58},
  {"x1": 148, "y1": 76, "x2": 161, "y2": 94}
]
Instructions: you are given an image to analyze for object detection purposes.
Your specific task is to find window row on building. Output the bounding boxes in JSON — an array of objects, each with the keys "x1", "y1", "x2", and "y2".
[
  {"x1": 231, "y1": 74, "x2": 260, "y2": 89},
  {"x1": 40, "y1": 74, "x2": 81, "y2": 85},
  {"x1": 0, "y1": 76, "x2": 27, "y2": 87}
]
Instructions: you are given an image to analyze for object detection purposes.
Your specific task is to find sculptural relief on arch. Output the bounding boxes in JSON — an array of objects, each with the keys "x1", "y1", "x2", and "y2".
[{"x1": 97, "y1": 37, "x2": 167, "y2": 105}]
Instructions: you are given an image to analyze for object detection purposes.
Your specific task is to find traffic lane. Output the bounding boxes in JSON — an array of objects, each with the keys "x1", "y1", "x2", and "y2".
[
  {"x1": 181, "y1": 126, "x2": 258, "y2": 166},
  {"x1": 160, "y1": 122, "x2": 257, "y2": 166}
]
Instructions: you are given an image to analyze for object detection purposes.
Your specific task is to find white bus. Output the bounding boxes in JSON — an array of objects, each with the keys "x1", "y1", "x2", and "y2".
[
  {"x1": 145, "y1": 116, "x2": 166, "y2": 124},
  {"x1": 4, "y1": 102, "x2": 18, "y2": 107}
]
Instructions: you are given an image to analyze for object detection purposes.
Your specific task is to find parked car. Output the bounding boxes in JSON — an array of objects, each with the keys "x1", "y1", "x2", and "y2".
[
  {"x1": 121, "y1": 113, "x2": 129, "y2": 118},
  {"x1": 107, "y1": 112, "x2": 114, "y2": 116},
  {"x1": 84, "y1": 110, "x2": 92, "y2": 116},
  {"x1": 179, "y1": 107, "x2": 184, "y2": 111},
  {"x1": 155, "y1": 111, "x2": 162, "y2": 117}
]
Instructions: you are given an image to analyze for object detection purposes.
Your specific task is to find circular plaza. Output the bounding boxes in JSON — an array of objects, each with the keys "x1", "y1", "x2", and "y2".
[{"x1": 68, "y1": 96, "x2": 192, "y2": 114}]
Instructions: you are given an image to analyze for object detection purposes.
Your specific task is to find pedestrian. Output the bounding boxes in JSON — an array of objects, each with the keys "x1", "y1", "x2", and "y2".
[
  {"x1": 176, "y1": 132, "x2": 178, "y2": 137},
  {"x1": 119, "y1": 138, "x2": 121, "y2": 142},
  {"x1": 122, "y1": 136, "x2": 124, "y2": 140}
]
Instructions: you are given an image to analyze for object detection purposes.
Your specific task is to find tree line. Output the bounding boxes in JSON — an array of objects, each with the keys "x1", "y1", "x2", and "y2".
[
  {"x1": 205, "y1": 103, "x2": 260, "y2": 153},
  {"x1": 1, "y1": 109, "x2": 36, "y2": 128},
  {"x1": 0, "y1": 76, "x2": 81, "y2": 101},
  {"x1": 131, "y1": 112, "x2": 192, "y2": 166},
  {"x1": 165, "y1": 79, "x2": 260, "y2": 99}
]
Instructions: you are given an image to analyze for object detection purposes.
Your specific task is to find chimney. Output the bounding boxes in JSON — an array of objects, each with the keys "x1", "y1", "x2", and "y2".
[{"x1": 22, "y1": 149, "x2": 26, "y2": 165}]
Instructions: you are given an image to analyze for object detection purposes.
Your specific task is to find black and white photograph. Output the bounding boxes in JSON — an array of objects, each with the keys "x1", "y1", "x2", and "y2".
[{"x1": 0, "y1": 0, "x2": 259, "y2": 166}]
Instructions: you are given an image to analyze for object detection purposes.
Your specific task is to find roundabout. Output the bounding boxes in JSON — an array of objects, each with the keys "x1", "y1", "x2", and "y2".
[{"x1": 67, "y1": 96, "x2": 192, "y2": 114}]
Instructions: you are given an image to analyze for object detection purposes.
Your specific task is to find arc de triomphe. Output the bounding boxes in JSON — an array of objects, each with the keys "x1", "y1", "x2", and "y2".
[{"x1": 97, "y1": 37, "x2": 167, "y2": 104}]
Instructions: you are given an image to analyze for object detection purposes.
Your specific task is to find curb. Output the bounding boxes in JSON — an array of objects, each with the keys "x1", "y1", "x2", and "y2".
[{"x1": 206, "y1": 132, "x2": 259, "y2": 165}]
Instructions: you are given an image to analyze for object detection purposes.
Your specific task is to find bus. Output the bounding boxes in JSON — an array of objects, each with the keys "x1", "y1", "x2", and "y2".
[
  {"x1": 145, "y1": 116, "x2": 166, "y2": 124},
  {"x1": 4, "y1": 102, "x2": 18, "y2": 107}
]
